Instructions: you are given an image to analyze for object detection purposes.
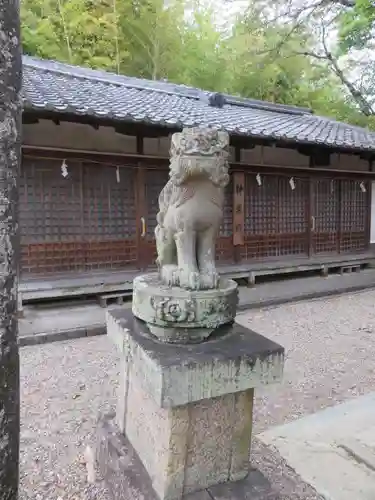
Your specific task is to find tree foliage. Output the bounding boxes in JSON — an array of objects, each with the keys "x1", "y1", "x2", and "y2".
[
  {"x1": 338, "y1": 0, "x2": 375, "y2": 52},
  {"x1": 20, "y1": 0, "x2": 375, "y2": 129}
]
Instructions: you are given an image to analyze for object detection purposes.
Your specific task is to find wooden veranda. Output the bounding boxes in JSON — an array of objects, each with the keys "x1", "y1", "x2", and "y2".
[{"x1": 19, "y1": 145, "x2": 374, "y2": 301}]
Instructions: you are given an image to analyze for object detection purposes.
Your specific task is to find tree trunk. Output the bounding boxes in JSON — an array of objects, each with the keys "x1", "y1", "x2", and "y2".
[{"x1": 0, "y1": 1, "x2": 22, "y2": 499}]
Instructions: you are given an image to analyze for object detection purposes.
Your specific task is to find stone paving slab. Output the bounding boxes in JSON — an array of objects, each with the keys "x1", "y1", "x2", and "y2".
[
  {"x1": 258, "y1": 391, "x2": 375, "y2": 500},
  {"x1": 18, "y1": 269, "x2": 375, "y2": 346},
  {"x1": 18, "y1": 302, "x2": 129, "y2": 346},
  {"x1": 208, "y1": 439, "x2": 323, "y2": 499},
  {"x1": 237, "y1": 268, "x2": 375, "y2": 310}
]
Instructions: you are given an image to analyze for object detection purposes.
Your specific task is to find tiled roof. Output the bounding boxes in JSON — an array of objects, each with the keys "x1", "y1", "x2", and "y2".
[{"x1": 22, "y1": 55, "x2": 375, "y2": 153}]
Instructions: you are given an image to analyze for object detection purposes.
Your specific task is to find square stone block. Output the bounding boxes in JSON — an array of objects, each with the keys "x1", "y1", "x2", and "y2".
[
  {"x1": 97, "y1": 415, "x2": 224, "y2": 500},
  {"x1": 107, "y1": 310, "x2": 284, "y2": 409},
  {"x1": 106, "y1": 310, "x2": 284, "y2": 500}
]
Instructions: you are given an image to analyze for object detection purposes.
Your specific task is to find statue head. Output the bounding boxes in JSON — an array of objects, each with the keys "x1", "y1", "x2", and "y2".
[{"x1": 168, "y1": 127, "x2": 230, "y2": 187}]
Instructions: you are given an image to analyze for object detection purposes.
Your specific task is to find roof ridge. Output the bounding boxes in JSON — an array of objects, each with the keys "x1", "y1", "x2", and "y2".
[
  {"x1": 223, "y1": 94, "x2": 312, "y2": 116},
  {"x1": 22, "y1": 55, "x2": 313, "y2": 117}
]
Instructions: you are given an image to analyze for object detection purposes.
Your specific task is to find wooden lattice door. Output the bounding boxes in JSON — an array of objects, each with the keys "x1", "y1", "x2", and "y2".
[
  {"x1": 82, "y1": 161, "x2": 139, "y2": 270},
  {"x1": 339, "y1": 179, "x2": 369, "y2": 253},
  {"x1": 20, "y1": 157, "x2": 85, "y2": 275},
  {"x1": 242, "y1": 173, "x2": 309, "y2": 260},
  {"x1": 311, "y1": 178, "x2": 340, "y2": 255},
  {"x1": 310, "y1": 177, "x2": 369, "y2": 256},
  {"x1": 20, "y1": 157, "x2": 140, "y2": 276}
]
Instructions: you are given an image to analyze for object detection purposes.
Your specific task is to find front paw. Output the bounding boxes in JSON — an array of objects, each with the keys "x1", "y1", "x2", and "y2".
[
  {"x1": 200, "y1": 271, "x2": 219, "y2": 289},
  {"x1": 161, "y1": 264, "x2": 179, "y2": 287},
  {"x1": 178, "y1": 269, "x2": 200, "y2": 290}
]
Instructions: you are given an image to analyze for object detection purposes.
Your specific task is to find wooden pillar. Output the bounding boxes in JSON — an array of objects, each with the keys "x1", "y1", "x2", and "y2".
[
  {"x1": 136, "y1": 135, "x2": 147, "y2": 269},
  {"x1": 233, "y1": 172, "x2": 245, "y2": 246},
  {"x1": 233, "y1": 168, "x2": 245, "y2": 268},
  {"x1": 232, "y1": 147, "x2": 244, "y2": 264},
  {"x1": 0, "y1": 1, "x2": 22, "y2": 498}
]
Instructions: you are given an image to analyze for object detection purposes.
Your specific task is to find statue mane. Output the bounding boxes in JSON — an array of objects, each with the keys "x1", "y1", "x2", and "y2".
[
  {"x1": 168, "y1": 156, "x2": 229, "y2": 188},
  {"x1": 157, "y1": 127, "x2": 230, "y2": 223}
]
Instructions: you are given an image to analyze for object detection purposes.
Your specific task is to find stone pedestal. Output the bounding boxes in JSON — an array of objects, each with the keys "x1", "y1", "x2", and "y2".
[
  {"x1": 97, "y1": 309, "x2": 284, "y2": 500},
  {"x1": 132, "y1": 273, "x2": 238, "y2": 343}
]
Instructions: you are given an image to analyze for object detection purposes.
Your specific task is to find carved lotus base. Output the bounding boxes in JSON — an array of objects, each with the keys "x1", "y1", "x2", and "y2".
[{"x1": 132, "y1": 273, "x2": 238, "y2": 344}]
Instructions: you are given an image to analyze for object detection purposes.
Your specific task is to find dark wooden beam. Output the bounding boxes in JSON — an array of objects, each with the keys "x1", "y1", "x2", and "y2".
[
  {"x1": 136, "y1": 135, "x2": 143, "y2": 155},
  {"x1": 21, "y1": 145, "x2": 375, "y2": 180},
  {"x1": 233, "y1": 162, "x2": 375, "y2": 179},
  {"x1": 22, "y1": 145, "x2": 169, "y2": 167},
  {"x1": 359, "y1": 151, "x2": 373, "y2": 161},
  {"x1": 23, "y1": 110, "x2": 179, "y2": 138},
  {"x1": 22, "y1": 114, "x2": 39, "y2": 125},
  {"x1": 234, "y1": 146, "x2": 241, "y2": 163},
  {"x1": 22, "y1": 110, "x2": 375, "y2": 159},
  {"x1": 296, "y1": 145, "x2": 313, "y2": 157},
  {"x1": 311, "y1": 149, "x2": 331, "y2": 167},
  {"x1": 114, "y1": 122, "x2": 174, "y2": 138},
  {"x1": 229, "y1": 135, "x2": 256, "y2": 149}
]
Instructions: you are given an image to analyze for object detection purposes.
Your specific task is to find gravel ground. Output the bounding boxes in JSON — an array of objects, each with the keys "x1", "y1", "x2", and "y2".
[
  {"x1": 20, "y1": 336, "x2": 119, "y2": 500},
  {"x1": 19, "y1": 289, "x2": 375, "y2": 499},
  {"x1": 236, "y1": 289, "x2": 375, "y2": 434}
]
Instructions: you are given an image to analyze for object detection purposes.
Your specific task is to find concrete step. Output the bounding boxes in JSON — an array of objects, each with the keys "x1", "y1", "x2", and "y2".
[{"x1": 19, "y1": 269, "x2": 375, "y2": 347}]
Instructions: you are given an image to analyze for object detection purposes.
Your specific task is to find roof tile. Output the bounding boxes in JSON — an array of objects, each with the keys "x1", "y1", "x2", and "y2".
[{"x1": 21, "y1": 55, "x2": 375, "y2": 153}]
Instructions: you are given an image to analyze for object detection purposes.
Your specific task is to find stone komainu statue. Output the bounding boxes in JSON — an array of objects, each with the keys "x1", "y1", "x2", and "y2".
[{"x1": 155, "y1": 127, "x2": 230, "y2": 290}]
